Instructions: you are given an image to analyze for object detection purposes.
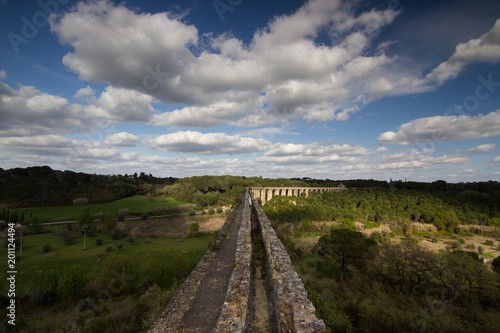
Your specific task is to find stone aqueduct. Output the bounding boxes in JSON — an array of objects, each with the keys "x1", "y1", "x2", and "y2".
[
  {"x1": 251, "y1": 184, "x2": 346, "y2": 204},
  {"x1": 149, "y1": 188, "x2": 338, "y2": 332}
]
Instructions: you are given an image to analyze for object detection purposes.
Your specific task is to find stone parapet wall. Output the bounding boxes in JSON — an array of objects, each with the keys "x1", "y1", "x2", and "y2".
[
  {"x1": 148, "y1": 195, "x2": 243, "y2": 333},
  {"x1": 215, "y1": 190, "x2": 254, "y2": 332},
  {"x1": 251, "y1": 196, "x2": 327, "y2": 333}
]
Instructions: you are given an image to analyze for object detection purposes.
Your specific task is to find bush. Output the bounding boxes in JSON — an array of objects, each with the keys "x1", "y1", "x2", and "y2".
[
  {"x1": 127, "y1": 237, "x2": 135, "y2": 246},
  {"x1": 117, "y1": 209, "x2": 130, "y2": 222},
  {"x1": 99, "y1": 254, "x2": 134, "y2": 292},
  {"x1": 77, "y1": 297, "x2": 96, "y2": 314},
  {"x1": 73, "y1": 198, "x2": 89, "y2": 206},
  {"x1": 59, "y1": 265, "x2": 87, "y2": 299},
  {"x1": 207, "y1": 208, "x2": 215, "y2": 215},
  {"x1": 30, "y1": 270, "x2": 58, "y2": 304},
  {"x1": 31, "y1": 288, "x2": 53, "y2": 305},
  {"x1": 188, "y1": 222, "x2": 200, "y2": 237},
  {"x1": 466, "y1": 244, "x2": 476, "y2": 250},
  {"x1": 478, "y1": 246, "x2": 484, "y2": 254},
  {"x1": 108, "y1": 227, "x2": 122, "y2": 240},
  {"x1": 216, "y1": 207, "x2": 223, "y2": 214},
  {"x1": 96, "y1": 238, "x2": 103, "y2": 246},
  {"x1": 154, "y1": 207, "x2": 170, "y2": 215},
  {"x1": 100, "y1": 215, "x2": 117, "y2": 234},
  {"x1": 492, "y1": 256, "x2": 500, "y2": 273},
  {"x1": 141, "y1": 213, "x2": 149, "y2": 220},
  {"x1": 137, "y1": 276, "x2": 155, "y2": 294},
  {"x1": 42, "y1": 244, "x2": 52, "y2": 253},
  {"x1": 485, "y1": 240, "x2": 494, "y2": 246},
  {"x1": 60, "y1": 230, "x2": 76, "y2": 245}
]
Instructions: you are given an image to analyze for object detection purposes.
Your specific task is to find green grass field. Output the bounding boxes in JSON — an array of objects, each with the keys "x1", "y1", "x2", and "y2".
[
  {"x1": 0, "y1": 230, "x2": 212, "y2": 288},
  {"x1": 17, "y1": 196, "x2": 184, "y2": 222}
]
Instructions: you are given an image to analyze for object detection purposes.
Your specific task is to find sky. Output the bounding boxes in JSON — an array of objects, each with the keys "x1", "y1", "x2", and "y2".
[{"x1": 0, "y1": 0, "x2": 500, "y2": 182}]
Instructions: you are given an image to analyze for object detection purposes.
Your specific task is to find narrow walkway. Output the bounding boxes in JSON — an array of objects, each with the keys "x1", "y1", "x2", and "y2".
[
  {"x1": 251, "y1": 207, "x2": 271, "y2": 332},
  {"x1": 177, "y1": 202, "x2": 243, "y2": 332}
]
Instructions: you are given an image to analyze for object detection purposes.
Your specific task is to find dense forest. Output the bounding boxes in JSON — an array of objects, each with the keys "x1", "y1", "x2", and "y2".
[
  {"x1": 263, "y1": 186, "x2": 500, "y2": 228},
  {"x1": 0, "y1": 166, "x2": 177, "y2": 208},
  {"x1": 262, "y1": 188, "x2": 500, "y2": 332}
]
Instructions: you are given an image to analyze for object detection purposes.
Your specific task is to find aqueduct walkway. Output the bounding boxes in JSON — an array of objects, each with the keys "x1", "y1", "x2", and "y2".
[{"x1": 149, "y1": 189, "x2": 327, "y2": 333}]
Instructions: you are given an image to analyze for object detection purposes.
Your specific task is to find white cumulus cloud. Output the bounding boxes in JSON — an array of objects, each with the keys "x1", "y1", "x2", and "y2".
[{"x1": 377, "y1": 110, "x2": 500, "y2": 145}]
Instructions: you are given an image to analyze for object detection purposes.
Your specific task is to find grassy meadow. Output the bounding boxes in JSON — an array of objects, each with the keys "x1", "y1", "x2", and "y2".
[
  {"x1": 17, "y1": 196, "x2": 184, "y2": 222},
  {"x1": 0, "y1": 195, "x2": 222, "y2": 332}
]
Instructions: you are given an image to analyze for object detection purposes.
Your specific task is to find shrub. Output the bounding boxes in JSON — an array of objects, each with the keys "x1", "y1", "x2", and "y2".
[
  {"x1": 478, "y1": 246, "x2": 484, "y2": 254},
  {"x1": 492, "y1": 256, "x2": 500, "y2": 273},
  {"x1": 96, "y1": 238, "x2": 103, "y2": 246},
  {"x1": 117, "y1": 209, "x2": 130, "y2": 222},
  {"x1": 370, "y1": 231, "x2": 385, "y2": 244},
  {"x1": 73, "y1": 198, "x2": 89, "y2": 206},
  {"x1": 459, "y1": 238, "x2": 465, "y2": 244},
  {"x1": 188, "y1": 222, "x2": 200, "y2": 236},
  {"x1": 100, "y1": 215, "x2": 117, "y2": 234},
  {"x1": 216, "y1": 207, "x2": 223, "y2": 214},
  {"x1": 141, "y1": 213, "x2": 149, "y2": 220},
  {"x1": 60, "y1": 230, "x2": 76, "y2": 245},
  {"x1": 465, "y1": 244, "x2": 476, "y2": 250},
  {"x1": 98, "y1": 254, "x2": 134, "y2": 292},
  {"x1": 59, "y1": 265, "x2": 87, "y2": 299},
  {"x1": 118, "y1": 209, "x2": 130, "y2": 216},
  {"x1": 127, "y1": 237, "x2": 135, "y2": 246},
  {"x1": 116, "y1": 243, "x2": 124, "y2": 250},
  {"x1": 31, "y1": 288, "x2": 53, "y2": 305},
  {"x1": 77, "y1": 297, "x2": 96, "y2": 314},
  {"x1": 106, "y1": 246, "x2": 113, "y2": 253},
  {"x1": 365, "y1": 221, "x2": 380, "y2": 229},
  {"x1": 42, "y1": 244, "x2": 52, "y2": 253},
  {"x1": 208, "y1": 208, "x2": 215, "y2": 215},
  {"x1": 451, "y1": 241, "x2": 462, "y2": 250},
  {"x1": 30, "y1": 270, "x2": 59, "y2": 295},
  {"x1": 154, "y1": 207, "x2": 170, "y2": 215},
  {"x1": 108, "y1": 227, "x2": 122, "y2": 240},
  {"x1": 484, "y1": 240, "x2": 494, "y2": 246},
  {"x1": 137, "y1": 277, "x2": 155, "y2": 294}
]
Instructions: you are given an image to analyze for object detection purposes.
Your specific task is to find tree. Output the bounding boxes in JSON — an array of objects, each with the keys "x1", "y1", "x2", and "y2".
[
  {"x1": 491, "y1": 256, "x2": 500, "y2": 274},
  {"x1": 433, "y1": 251, "x2": 494, "y2": 302},
  {"x1": 318, "y1": 228, "x2": 376, "y2": 282},
  {"x1": 434, "y1": 211, "x2": 460, "y2": 232},
  {"x1": 28, "y1": 215, "x2": 42, "y2": 234},
  {"x1": 374, "y1": 243, "x2": 436, "y2": 293},
  {"x1": 77, "y1": 207, "x2": 92, "y2": 229}
]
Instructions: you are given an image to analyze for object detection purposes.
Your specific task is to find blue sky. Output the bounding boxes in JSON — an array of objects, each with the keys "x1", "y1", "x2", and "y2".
[{"x1": 1, "y1": 0, "x2": 500, "y2": 181}]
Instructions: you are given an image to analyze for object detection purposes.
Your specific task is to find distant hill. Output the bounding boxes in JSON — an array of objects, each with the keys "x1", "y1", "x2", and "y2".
[{"x1": 0, "y1": 166, "x2": 177, "y2": 208}]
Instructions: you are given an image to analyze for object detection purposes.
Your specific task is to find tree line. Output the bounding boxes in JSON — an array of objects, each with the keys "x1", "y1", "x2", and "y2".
[{"x1": 263, "y1": 187, "x2": 500, "y2": 228}]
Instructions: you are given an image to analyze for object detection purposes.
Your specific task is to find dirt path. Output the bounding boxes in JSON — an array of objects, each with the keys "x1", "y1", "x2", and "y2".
[{"x1": 178, "y1": 203, "x2": 243, "y2": 332}]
